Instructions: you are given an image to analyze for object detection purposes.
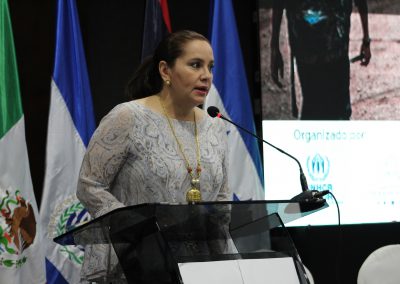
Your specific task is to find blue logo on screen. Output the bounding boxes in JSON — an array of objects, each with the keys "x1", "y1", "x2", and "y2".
[{"x1": 307, "y1": 154, "x2": 330, "y2": 182}]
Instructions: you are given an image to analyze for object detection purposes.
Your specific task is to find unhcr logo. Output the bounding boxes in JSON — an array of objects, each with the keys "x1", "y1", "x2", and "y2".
[{"x1": 307, "y1": 154, "x2": 330, "y2": 182}]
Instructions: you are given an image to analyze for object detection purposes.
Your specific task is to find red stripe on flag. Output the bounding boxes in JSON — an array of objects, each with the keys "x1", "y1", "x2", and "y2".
[{"x1": 159, "y1": 0, "x2": 172, "y2": 32}]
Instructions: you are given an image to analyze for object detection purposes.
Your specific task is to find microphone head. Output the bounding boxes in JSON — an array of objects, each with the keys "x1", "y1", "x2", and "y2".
[{"x1": 207, "y1": 106, "x2": 220, "y2": 118}]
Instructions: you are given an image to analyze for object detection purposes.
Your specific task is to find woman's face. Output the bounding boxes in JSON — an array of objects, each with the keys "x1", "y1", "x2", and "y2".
[{"x1": 163, "y1": 39, "x2": 214, "y2": 107}]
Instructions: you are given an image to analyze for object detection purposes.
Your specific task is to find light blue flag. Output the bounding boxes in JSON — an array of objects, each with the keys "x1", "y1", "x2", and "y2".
[
  {"x1": 205, "y1": 0, "x2": 264, "y2": 200},
  {"x1": 40, "y1": 0, "x2": 95, "y2": 283}
]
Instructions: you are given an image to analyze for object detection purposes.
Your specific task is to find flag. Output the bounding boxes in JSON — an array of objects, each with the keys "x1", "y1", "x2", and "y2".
[
  {"x1": 0, "y1": 0, "x2": 46, "y2": 282},
  {"x1": 141, "y1": 0, "x2": 171, "y2": 60},
  {"x1": 205, "y1": 0, "x2": 264, "y2": 200},
  {"x1": 39, "y1": 0, "x2": 96, "y2": 283}
]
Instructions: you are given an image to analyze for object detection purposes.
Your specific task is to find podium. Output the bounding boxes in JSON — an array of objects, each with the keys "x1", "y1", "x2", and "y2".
[{"x1": 54, "y1": 200, "x2": 327, "y2": 284}]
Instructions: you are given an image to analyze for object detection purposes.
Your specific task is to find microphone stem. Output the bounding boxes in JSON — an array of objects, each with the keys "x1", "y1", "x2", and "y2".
[{"x1": 220, "y1": 116, "x2": 309, "y2": 191}]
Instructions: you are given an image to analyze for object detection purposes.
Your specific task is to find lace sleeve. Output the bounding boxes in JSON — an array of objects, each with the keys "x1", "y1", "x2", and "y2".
[{"x1": 77, "y1": 104, "x2": 133, "y2": 218}]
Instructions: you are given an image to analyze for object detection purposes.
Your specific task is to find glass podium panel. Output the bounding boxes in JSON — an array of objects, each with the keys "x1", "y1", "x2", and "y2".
[{"x1": 54, "y1": 200, "x2": 327, "y2": 283}]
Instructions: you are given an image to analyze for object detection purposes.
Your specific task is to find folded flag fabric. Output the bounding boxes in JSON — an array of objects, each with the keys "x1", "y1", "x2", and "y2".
[
  {"x1": 205, "y1": 0, "x2": 264, "y2": 200},
  {"x1": 39, "y1": 0, "x2": 96, "y2": 283}
]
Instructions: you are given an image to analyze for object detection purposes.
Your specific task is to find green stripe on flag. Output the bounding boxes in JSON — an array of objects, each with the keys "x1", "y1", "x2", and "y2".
[{"x1": 0, "y1": 0, "x2": 23, "y2": 139}]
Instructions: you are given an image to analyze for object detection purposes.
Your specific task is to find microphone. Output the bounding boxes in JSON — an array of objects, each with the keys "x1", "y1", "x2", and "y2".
[{"x1": 207, "y1": 106, "x2": 328, "y2": 207}]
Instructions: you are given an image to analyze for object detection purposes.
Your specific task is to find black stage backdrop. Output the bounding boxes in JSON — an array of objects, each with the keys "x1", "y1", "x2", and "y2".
[
  {"x1": 7, "y1": 1, "x2": 400, "y2": 284},
  {"x1": 8, "y1": 0, "x2": 260, "y2": 203}
]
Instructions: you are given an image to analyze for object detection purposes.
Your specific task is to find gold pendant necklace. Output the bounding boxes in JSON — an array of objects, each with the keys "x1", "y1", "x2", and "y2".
[{"x1": 159, "y1": 97, "x2": 202, "y2": 203}]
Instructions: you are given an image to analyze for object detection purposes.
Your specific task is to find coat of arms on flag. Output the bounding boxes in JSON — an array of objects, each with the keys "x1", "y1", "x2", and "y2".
[
  {"x1": 46, "y1": 195, "x2": 90, "y2": 266},
  {"x1": 0, "y1": 189, "x2": 36, "y2": 269}
]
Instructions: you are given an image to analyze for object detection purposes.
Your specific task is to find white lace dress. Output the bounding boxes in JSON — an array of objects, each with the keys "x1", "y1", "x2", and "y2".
[{"x1": 76, "y1": 101, "x2": 230, "y2": 283}]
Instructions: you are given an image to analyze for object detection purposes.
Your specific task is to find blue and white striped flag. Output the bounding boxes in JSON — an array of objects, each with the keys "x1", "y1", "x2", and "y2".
[
  {"x1": 205, "y1": 0, "x2": 264, "y2": 200},
  {"x1": 40, "y1": 0, "x2": 95, "y2": 283}
]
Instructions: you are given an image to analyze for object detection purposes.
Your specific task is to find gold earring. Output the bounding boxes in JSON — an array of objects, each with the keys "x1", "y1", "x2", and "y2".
[{"x1": 165, "y1": 80, "x2": 171, "y2": 86}]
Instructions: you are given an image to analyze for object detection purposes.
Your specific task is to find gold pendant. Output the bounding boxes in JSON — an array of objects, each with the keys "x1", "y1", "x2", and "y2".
[
  {"x1": 187, "y1": 178, "x2": 201, "y2": 202},
  {"x1": 186, "y1": 187, "x2": 202, "y2": 203}
]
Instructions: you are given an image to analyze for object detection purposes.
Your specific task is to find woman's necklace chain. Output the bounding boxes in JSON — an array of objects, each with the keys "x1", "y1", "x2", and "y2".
[{"x1": 159, "y1": 97, "x2": 202, "y2": 202}]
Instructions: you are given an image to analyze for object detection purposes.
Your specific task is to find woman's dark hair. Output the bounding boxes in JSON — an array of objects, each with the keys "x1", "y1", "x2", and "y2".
[{"x1": 126, "y1": 30, "x2": 209, "y2": 99}]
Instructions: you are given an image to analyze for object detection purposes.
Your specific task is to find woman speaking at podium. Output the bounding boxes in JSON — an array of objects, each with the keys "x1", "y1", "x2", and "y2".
[{"x1": 76, "y1": 30, "x2": 231, "y2": 283}]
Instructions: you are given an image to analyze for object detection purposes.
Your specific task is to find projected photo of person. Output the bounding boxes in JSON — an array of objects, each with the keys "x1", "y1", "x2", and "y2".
[
  {"x1": 270, "y1": 0, "x2": 371, "y2": 120},
  {"x1": 260, "y1": 0, "x2": 400, "y2": 120}
]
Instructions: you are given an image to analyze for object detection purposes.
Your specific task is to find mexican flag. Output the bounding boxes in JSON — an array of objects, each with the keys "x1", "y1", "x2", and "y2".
[{"x1": 0, "y1": 0, "x2": 45, "y2": 282}]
